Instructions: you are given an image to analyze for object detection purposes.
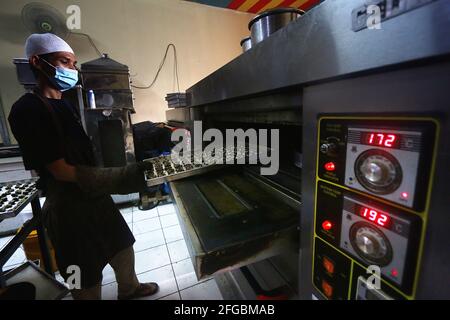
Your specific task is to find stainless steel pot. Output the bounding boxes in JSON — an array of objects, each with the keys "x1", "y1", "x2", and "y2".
[
  {"x1": 240, "y1": 36, "x2": 252, "y2": 52},
  {"x1": 249, "y1": 8, "x2": 305, "y2": 46}
]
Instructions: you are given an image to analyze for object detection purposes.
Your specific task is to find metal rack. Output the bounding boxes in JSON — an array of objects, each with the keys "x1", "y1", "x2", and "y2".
[
  {"x1": 144, "y1": 145, "x2": 266, "y2": 187},
  {"x1": 0, "y1": 179, "x2": 53, "y2": 288}
]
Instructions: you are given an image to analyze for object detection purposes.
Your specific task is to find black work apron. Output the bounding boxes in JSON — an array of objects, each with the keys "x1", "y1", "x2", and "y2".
[
  {"x1": 42, "y1": 181, "x2": 134, "y2": 289},
  {"x1": 37, "y1": 95, "x2": 134, "y2": 289}
]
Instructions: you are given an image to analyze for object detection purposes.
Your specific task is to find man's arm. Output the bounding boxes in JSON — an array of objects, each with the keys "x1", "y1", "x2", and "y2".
[
  {"x1": 46, "y1": 158, "x2": 77, "y2": 182},
  {"x1": 45, "y1": 158, "x2": 153, "y2": 196}
]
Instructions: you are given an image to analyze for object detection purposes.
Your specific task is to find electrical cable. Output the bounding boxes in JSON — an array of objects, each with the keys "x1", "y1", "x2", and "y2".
[
  {"x1": 69, "y1": 32, "x2": 103, "y2": 57},
  {"x1": 131, "y1": 43, "x2": 180, "y2": 92}
]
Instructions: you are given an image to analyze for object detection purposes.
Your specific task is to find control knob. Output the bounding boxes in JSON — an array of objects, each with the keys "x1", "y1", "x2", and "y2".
[
  {"x1": 350, "y1": 222, "x2": 392, "y2": 266},
  {"x1": 320, "y1": 139, "x2": 339, "y2": 156},
  {"x1": 355, "y1": 149, "x2": 402, "y2": 195}
]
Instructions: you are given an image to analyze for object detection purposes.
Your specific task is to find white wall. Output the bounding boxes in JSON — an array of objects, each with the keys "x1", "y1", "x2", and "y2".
[{"x1": 0, "y1": 0, "x2": 253, "y2": 143}]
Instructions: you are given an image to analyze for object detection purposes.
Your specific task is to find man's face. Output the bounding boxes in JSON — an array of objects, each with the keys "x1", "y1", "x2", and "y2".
[
  {"x1": 30, "y1": 51, "x2": 78, "y2": 77},
  {"x1": 45, "y1": 51, "x2": 78, "y2": 71}
]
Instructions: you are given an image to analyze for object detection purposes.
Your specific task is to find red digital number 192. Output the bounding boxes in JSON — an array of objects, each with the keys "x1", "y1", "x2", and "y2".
[{"x1": 361, "y1": 207, "x2": 389, "y2": 227}]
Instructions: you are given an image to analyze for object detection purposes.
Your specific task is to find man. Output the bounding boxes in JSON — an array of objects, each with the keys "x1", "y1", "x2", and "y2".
[{"x1": 8, "y1": 33, "x2": 159, "y2": 300}]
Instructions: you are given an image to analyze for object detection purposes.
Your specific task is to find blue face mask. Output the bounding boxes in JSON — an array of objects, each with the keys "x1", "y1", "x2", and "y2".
[{"x1": 40, "y1": 58, "x2": 79, "y2": 92}]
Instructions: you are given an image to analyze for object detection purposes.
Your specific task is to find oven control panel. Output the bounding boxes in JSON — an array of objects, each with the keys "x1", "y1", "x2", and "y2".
[{"x1": 313, "y1": 117, "x2": 438, "y2": 300}]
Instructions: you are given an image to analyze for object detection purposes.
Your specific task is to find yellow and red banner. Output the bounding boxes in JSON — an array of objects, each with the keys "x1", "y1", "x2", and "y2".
[{"x1": 186, "y1": 0, "x2": 323, "y2": 14}]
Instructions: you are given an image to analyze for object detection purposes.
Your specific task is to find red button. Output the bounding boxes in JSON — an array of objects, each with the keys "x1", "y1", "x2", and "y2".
[
  {"x1": 324, "y1": 162, "x2": 336, "y2": 171},
  {"x1": 322, "y1": 280, "x2": 333, "y2": 298},
  {"x1": 323, "y1": 257, "x2": 335, "y2": 275},
  {"x1": 322, "y1": 220, "x2": 333, "y2": 231}
]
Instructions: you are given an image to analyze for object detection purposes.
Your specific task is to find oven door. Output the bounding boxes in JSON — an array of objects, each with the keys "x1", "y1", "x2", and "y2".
[{"x1": 169, "y1": 167, "x2": 300, "y2": 280}]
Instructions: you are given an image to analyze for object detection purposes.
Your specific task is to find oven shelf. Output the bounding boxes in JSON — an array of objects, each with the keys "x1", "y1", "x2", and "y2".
[{"x1": 169, "y1": 168, "x2": 300, "y2": 280}]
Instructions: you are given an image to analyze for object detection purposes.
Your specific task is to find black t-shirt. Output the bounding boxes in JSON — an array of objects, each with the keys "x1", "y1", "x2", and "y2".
[{"x1": 8, "y1": 93, "x2": 95, "y2": 184}]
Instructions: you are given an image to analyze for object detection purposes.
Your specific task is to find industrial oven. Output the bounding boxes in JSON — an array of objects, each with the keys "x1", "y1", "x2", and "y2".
[{"x1": 166, "y1": 0, "x2": 450, "y2": 300}]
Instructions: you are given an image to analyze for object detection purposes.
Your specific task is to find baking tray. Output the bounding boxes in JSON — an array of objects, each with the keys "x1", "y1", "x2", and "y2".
[
  {"x1": 4, "y1": 261, "x2": 69, "y2": 300},
  {"x1": 0, "y1": 179, "x2": 38, "y2": 221},
  {"x1": 144, "y1": 144, "x2": 267, "y2": 187}
]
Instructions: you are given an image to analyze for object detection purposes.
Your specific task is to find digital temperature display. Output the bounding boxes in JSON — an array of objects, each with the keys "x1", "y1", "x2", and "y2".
[
  {"x1": 361, "y1": 132, "x2": 400, "y2": 148},
  {"x1": 357, "y1": 205, "x2": 391, "y2": 228}
]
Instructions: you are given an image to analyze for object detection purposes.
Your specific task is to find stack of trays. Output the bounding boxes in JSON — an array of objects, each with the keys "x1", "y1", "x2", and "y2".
[
  {"x1": 165, "y1": 92, "x2": 187, "y2": 108},
  {"x1": 0, "y1": 179, "x2": 38, "y2": 220}
]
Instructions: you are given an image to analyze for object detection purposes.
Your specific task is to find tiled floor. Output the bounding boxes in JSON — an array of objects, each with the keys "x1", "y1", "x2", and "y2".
[
  {"x1": 0, "y1": 202, "x2": 222, "y2": 300},
  {"x1": 0, "y1": 201, "x2": 36, "y2": 271}
]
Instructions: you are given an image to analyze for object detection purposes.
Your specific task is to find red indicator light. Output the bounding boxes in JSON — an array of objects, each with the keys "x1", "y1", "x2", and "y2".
[
  {"x1": 321, "y1": 280, "x2": 333, "y2": 298},
  {"x1": 391, "y1": 268, "x2": 399, "y2": 277},
  {"x1": 323, "y1": 257, "x2": 335, "y2": 274},
  {"x1": 322, "y1": 220, "x2": 333, "y2": 231},
  {"x1": 359, "y1": 206, "x2": 390, "y2": 228},
  {"x1": 364, "y1": 133, "x2": 398, "y2": 148},
  {"x1": 324, "y1": 162, "x2": 336, "y2": 171},
  {"x1": 401, "y1": 192, "x2": 409, "y2": 199}
]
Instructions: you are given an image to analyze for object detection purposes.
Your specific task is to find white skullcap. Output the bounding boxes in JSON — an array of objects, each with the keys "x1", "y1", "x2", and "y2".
[{"x1": 25, "y1": 33, "x2": 74, "y2": 59}]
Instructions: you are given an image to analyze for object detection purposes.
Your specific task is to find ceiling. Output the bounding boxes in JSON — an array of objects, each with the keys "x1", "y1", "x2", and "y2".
[{"x1": 184, "y1": 0, "x2": 323, "y2": 14}]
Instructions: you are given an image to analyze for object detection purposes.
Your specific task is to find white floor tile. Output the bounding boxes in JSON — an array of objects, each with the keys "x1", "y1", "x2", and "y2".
[
  {"x1": 21, "y1": 203, "x2": 33, "y2": 213},
  {"x1": 158, "y1": 292, "x2": 181, "y2": 300},
  {"x1": 3, "y1": 263, "x2": 23, "y2": 273},
  {"x1": 134, "y1": 229, "x2": 165, "y2": 252},
  {"x1": 157, "y1": 204, "x2": 175, "y2": 216},
  {"x1": 101, "y1": 282, "x2": 118, "y2": 300},
  {"x1": 162, "y1": 225, "x2": 184, "y2": 243},
  {"x1": 0, "y1": 236, "x2": 13, "y2": 249},
  {"x1": 135, "y1": 265, "x2": 178, "y2": 300},
  {"x1": 180, "y1": 279, "x2": 223, "y2": 300},
  {"x1": 121, "y1": 212, "x2": 133, "y2": 224},
  {"x1": 160, "y1": 214, "x2": 179, "y2": 228},
  {"x1": 102, "y1": 264, "x2": 116, "y2": 285},
  {"x1": 173, "y1": 258, "x2": 207, "y2": 290},
  {"x1": 133, "y1": 207, "x2": 158, "y2": 222},
  {"x1": 127, "y1": 223, "x2": 133, "y2": 233},
  {"x1": 167, "y1": 240, "x2": 190, "y2": 263},
  {"x1": 119, "y1": 207, "x2": 133, "y2": 215},
  {"x1": 134, "y1": 245, "x2": 171, "y2": 274},
  {"x1": 133, "y1": 217, "x2": 161, "y2": 235},
  {"x1": 4, "y1": 247, "x2": 26, "y2": 268}
]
